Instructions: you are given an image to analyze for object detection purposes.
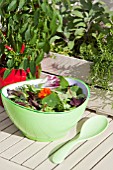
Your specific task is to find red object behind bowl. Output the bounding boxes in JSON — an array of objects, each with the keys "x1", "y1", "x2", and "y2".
[
  {"x1": 0, "y1": 68, "x2": 27, "y2": 89},
  {"x1": 0, "y1": 67, "x2": 40, "y2": 106},
  {"x1": 0, "y1": 68, "x2": 27, "y2": 107}
]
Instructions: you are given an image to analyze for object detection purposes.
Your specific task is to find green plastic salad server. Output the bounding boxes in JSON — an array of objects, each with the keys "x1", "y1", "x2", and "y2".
[{"x1": 51, "y1": 115, "x2": 108, "y2": 164}]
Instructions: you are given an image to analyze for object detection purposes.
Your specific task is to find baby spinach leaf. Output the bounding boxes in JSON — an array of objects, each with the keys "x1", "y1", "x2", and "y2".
[
  {"x1": 42, "y1": 92, "x2": 60, "y2": 108},
  {"x1": 59, "y1": 76, "x2": 69, "y2": 89}
]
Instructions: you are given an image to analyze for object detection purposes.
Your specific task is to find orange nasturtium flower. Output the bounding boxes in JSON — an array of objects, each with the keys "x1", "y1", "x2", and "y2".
[{"x1": 38, "y1": 88, "x2": 51, "y2": 99}]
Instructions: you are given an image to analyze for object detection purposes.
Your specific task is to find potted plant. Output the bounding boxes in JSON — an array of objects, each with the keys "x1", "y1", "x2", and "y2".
[
  {"x1": 0, "y1": 0, "x2": 62, "y2": 87},
  {"x1": 0, "y1": 0, "x2": 62, "y2": 105},
  {"x1": 1, "y1": 75, "x2": 90, "y2": 141}
]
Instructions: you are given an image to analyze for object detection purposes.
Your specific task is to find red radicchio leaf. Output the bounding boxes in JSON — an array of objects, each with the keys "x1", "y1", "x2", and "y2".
[
  {"x1": 28, "y1": 98, "x2": 40, "y2": 110},
  {"x1": 70, "y1": 97, "x2": 84, "y2": 107},
  {"x1": 45, "y1": 75, "x2": 60, "y2": 87},
  {"x1": 27, "y1": 91, "x2": 35, "y2": 100},
  {"x1": 15, "y1": 102, "x2": 27, "y2": 106}
]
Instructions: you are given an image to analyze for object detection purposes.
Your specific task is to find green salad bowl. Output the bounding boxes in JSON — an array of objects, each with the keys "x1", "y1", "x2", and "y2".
[{"x1": 1, "y1": 78, "x2": 90, "y2": 142}]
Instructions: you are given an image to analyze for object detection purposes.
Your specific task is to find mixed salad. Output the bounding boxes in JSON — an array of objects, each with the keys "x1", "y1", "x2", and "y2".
[{"x1": 7, "y1": 76, "x2": 86, "y2": 112}]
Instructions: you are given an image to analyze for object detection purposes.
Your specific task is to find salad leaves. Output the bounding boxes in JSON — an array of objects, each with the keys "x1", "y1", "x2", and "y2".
[{"x1": 7, "y1": 76, "x2": 86, "y2": 112}]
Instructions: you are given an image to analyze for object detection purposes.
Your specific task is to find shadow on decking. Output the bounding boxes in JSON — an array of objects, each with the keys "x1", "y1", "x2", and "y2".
[
  {"x1": 87, "y1": 87, "x2": 113, "y2": 116},
  {"x1": 42, "y1": 55, "x2": 91, "y2": 82},
  {"x1": 51, "y1": 62, "x2": 90, "y2": 81},
  {"x1": 0, "y1": 110, "x2": 23, "y2": 139}
]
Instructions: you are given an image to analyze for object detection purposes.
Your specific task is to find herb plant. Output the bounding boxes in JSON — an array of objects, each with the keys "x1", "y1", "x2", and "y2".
[
  {"x1": 80, "y1": 32, "x2": 113, "y2": 89},
  {"x1": 51, "y1": 0, "x2": 112, "y2": 55}
]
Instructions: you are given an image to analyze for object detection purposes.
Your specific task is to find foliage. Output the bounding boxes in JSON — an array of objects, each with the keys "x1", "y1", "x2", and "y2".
[
  {"x1": 80, "y1": 32, "x2": 113, "y2": 88},
  {"x1": 51, "y1": 0, "x2": 112, "y2": 55},
  {"x1": 0, "y1": 0, "x2": 113, "y2": 88},
  {"x1": 50, "y1": 0, "x2": 113, "y2": 88},
  {"x1": 0, "y1": 0, "x2": 62, "y2": 78},
  {"x1": 7, "y1": 75, "x2": 86, "y2": 112}
]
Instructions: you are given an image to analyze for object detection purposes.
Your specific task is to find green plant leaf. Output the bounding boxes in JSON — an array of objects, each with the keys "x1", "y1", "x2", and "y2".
[
  {"x1": 44, "y1": 19, "x2": 49, "y2": 33},
  {"x1": 75, "y1": 22, "x2": 86, "y2": 27},
  {"x1": 23, "y1": 58, "x2": 28, "y2": 71},
  {"x1": 74, "y1": 28, "x2": 85, "y2": 36},
  {"x1": 41, "y1": 2, "x2": 47, "y2": 12},
  {"x1": 19, "y1": 61, "x2": 24, "y2": 69},
  {"x1": 34, "y1": 9, "x2": 39, "y2": 26},
  {"x1": 72, "y1": 10, "x2": 84, "y2": 18},
  {"x1": 43, "y1": 41, "x2": 50, "y2": 53},
  {"x1": 3, "y1": 69, "x2": 11, "y2": 79},
  {"x1": 19, "y1": 58, "x2": 28, "y2": 70},
  {"x1": 59, "y1": 76, "x2": 69, "y2": 89},
  {"x1": 50, "y1": 36, "x2": 61, "y2": 44},
  {"x1": 50, "y1": 12, "x2": 58, "y2": 35},
  {"x1": 68, "y1": 41, "x2": 75, "y2": 50},
  {"x1": 25, "y1": 26, "x2": 31, "y2": 41},
  {"x1": 20, "y1": 23, "x2": 28, "y2": 33},
  {"x1": 70, "y1": 85, "x2": 80, "y2": 92},
  {"x1": 37, "y1": 42, "x2": 45, "y2": 49},
  {"x1": 57, "y1": 13, "x2": 63, "y2": 32},
  {"x1": 80, "y1": 0, "x2": 92, "y2": 10},
  {"x1": 19, "y1": 0, "x2": 26, "y2": 9},
  {"x1": 36, "y1": 51, "x2": 44, "y2": 65},
  {"x1": 13, "y1": 14, "x2": 20, "y2": 22},
  {"x1": 7, "y1": 59, "x2": 14, "y2": 68},
  {"x1": 42, "y1": 92, "x2": 60, "y2": 108},
  {"x1": 30, "y1": 32, "x2": 37, "y2": 44},
  {"x1": 73, "y1": 18, "x2": 83, "y2": 23},
  {"x1": 30, "y1": 60, "x2": 36, "y2": 76},
  {"x1": 17, "y1": 33, "x2": 22, "y2": 42},
  {"x1": 8, "y1": 0, "x2": 17, "y2": 11}
]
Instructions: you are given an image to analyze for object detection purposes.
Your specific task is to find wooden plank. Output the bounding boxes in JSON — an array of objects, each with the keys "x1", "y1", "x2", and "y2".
[
  {"x1": 22, "y1": 133, "x2": 76, "y2": 169},
  {"x1": 0, "y1": 111, "x2": 8, "y2": 122},
  {"x1": 0, "y1": 157, "x2": 29, "y2": 170},
  {"x1": 11, "y1": 141, "x2": 49, "y2": 164},
  {"x1": 22, "y1": 111, "x2": 91, "y2": 169},
  {"x1": 3, "y1": 124, "x2": 18, "y2": 134},
  {"x1": 88, "y1": 87, "x2": 113, "y2": 116},
  {"x1": 13, "y1": 130, "x2": 23, "y2": 137},
  {"x1": 72, "y1": 134, "x2": 113, "y2": 170},
  {"x1": 52, "y1": 118, "x2": 112, "y2": 170},
  {"x1": 0, "y1": 125, "x2": 18, "y2": 143},
  {"x1": 0, "y1": 132, "x2": 11, "y2": 143},
  {"x1": 42, "y1": 53, "x2": 91, "y2": 82},
  {"x1": 0, "y1": 106, "x2": 4, "y2": 113},
  {"x1": 0, "y1": 138, "x2": 34, "y2": 160},
  {"x1": 92, "y1": 149, "x2": 113, "y2": 170},
  {"x1": 0, "y1": 132, "x2": 23, "y2": 154},
  {"x1": 0, "y1": 118, "x2": 12, "y2": 130}
]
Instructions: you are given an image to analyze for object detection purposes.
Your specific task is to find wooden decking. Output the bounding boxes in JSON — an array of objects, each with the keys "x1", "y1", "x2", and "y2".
[{"x1": 0, "y1": 54, "x2": 113, "y2": 170}]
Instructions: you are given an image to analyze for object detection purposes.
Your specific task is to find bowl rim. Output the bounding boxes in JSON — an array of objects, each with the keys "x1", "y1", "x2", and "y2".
[{"x1": 1, "y1": 77, "x2": 90, "y2": 115}]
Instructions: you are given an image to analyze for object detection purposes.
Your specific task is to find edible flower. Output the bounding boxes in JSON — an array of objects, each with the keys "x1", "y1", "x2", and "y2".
[{"x1": 38, "y1": 88, "x2": 51, "y2": 99}]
